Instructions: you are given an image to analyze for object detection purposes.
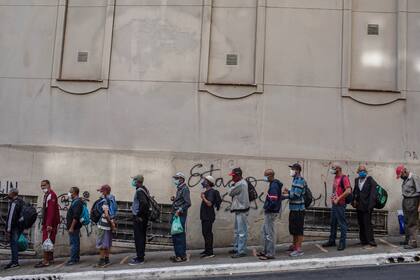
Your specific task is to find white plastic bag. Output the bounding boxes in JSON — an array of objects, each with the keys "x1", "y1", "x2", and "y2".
[{"x1": 42, "y1": 236, "x2": 54, "y2": 252}]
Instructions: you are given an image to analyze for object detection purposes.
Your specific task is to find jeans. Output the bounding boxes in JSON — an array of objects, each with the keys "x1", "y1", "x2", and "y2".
[
  {"x1": 261, "y1": 213, "x2": 278, "y2": 257},
  {"x1": 172, "y1": 215, "x2": 187, "y2": 257},
  {"x1": 357, "y1": 210, "x2": 375, "y2": 244},
  {"x1": 201, "y1": 220, "x2": 214, "y2": 255},
  {"x1": 10, "y1": 229, "x2": 21, "y2": 264},
  {"x1": 233, "y1": 212, "x2": 249, "y2": 254},
  {"x1": 69, "y1": 229, "x2": 80, "y2": 262},
  {"x1": 133, "y1": 217, "x2": 148, "y2": 260},
  {"x1": 328, "y1": 205, "x2": 348, "y2": 246}
]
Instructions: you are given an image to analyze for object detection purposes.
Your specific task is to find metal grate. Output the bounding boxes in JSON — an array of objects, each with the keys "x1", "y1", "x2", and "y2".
[
  {"x1": 113, "y1": 201, "x2": 173, "y2": 246},
  {"x1": 226, "y1": 54, "x2": 238, "y2": 66},
  {"x1": 0, "y1": 195, "x2": 38, "y2": 250},
  {"x1": 367, "y1": 24, "x2": 379, "y2": 35},
  {"x1": 305, "y1": 207, "x2": 388, "y2": 235}
]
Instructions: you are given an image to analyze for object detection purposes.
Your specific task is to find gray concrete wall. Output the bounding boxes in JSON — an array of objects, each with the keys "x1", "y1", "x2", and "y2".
[{"x1": 1, "y1": 0, "x2": 420, "y2": 255}]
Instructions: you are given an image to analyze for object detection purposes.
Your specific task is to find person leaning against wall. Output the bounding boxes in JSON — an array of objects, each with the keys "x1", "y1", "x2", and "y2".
[{"x1": 396, "y1": 165, "x2": 420, "y2": 249}]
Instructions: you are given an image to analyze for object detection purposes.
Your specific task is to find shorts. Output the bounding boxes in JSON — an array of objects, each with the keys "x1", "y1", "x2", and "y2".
[
  {"x1": 289, "y1": 210, "x2": 305, "y2": 236},
  {"x1": 96, "y1": 228, "x2": 113, "y2": 249}
]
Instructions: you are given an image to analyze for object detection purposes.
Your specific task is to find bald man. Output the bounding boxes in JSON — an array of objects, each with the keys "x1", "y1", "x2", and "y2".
[{"x1": 257, "y1": 169, "x2": 283, "y2": 260}]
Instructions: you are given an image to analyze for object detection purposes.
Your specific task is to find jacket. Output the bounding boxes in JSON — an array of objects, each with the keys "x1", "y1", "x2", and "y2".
[
  {"x1": 263, "y1": 179, "x2": 283, "y2": 213},
  {"x1": 353, "y1": 176, "x2": 377, "y2": 212},
  {"x1": 229, "y1": 179, "x2": 250, "y2": 212},
  {"x1": 42, "y1": 190, "x2": 60, "y2": 229},
  {"x1": 132, "y1": 186, "x2": 150, "y2": 219},
  {"x1": 172, "y1": 183, "x2": 191, "y2": 217},
  {"x1": 6, "y1": 197, "x2": 24, "y2": 232},
  {"x1": 401, "y1": 173, "x2": 420, "y2": 198}
]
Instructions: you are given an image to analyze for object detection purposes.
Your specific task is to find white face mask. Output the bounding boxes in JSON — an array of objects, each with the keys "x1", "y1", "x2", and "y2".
[
  {"x1": 329, "y1": 168, "x2": 337, "y2": 175},
  {"x1": 290, "y1": 170, "x2": 296, "y2": 177},
  {"x1": 42, "y1": 188, "x2": 48, "y2": 194},
  {"x1": 67, "y1": 192, "x2": 72, "y2": 200}
]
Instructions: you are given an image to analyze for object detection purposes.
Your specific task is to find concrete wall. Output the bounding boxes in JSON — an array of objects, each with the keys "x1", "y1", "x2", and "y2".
[{"x1": 1, "y1": 0, "x2": 420, "y2": 255}]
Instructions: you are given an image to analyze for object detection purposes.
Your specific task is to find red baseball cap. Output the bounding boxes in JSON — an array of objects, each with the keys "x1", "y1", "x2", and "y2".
[
  {"x1": 395, "y1": 165, "x2": 405, "y2": 179},
  {"x1": 97, "y1": 184, "x2": 111, "y2": 193}
]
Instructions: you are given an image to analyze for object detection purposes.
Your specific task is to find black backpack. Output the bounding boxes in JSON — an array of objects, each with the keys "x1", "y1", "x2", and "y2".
[
  {"x1": 245, "y1": 179, "x2": 258, "y2": 202},
  {"x1": 90, "y1": 198, "x2": 104, "y2": 224},
  {"x1": 213, "y1": 189, "x2": 223, "y2": 211},
  {"x1": 19, "y1": 202, "x2": 38, "y2": 230},
  {"x1": 138, "y1": 188, "x2": 161, "y2": 222},
  {"x1": 303, "y1": 182, "x2": 313, "y2": 208}
]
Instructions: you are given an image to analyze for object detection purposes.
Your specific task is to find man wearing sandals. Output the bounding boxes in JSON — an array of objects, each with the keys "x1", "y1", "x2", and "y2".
[{"x1": 35, "y1": 180, "x2": 60, "y2": 268}]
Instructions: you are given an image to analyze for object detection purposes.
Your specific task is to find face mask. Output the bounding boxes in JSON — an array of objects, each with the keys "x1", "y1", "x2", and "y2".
[
  {"x1": 67, "y1": 192, "x2": 72, "y2": 200},
  {"x1": 401, "y1": 175, "x2": 408, "y2": 181},
  {"x1": 263, "y1": 176, "x2": 269, "y2": 182},
  {"x1": 201, "y1": 180, "x2": 209, "y2": 189},
  {"x1": 42, "y1": 188, "x2": 48, "y2": 194},
  {"x1": 173, "y1": 178, "x2": 180, "y2": 187},
  {"x1": 290, "y1": 170, "x2": 296, "y2": 177},
  {"x1": 131, "y1": 180, "x2": 137, "y2": 188},
  {"x1": 358, "y1": 171, "x2": 367, "y2": 178},
  {"x1": 330, "y1": 168, "x2": 337, "y2": 175}
]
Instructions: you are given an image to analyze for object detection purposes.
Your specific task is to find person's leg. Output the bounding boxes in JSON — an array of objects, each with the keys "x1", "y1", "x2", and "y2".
[
  {"x1": 364, "y1": 210, "x2": 375, "y2": 244},
  {"x1": 237, "y1": 212, "x2": 248, "y2": 255},
  {"x1": 357, "y1": 210, "x2": 367, "y2": 244},
  {"x1": 74, "y1": 229, "x2": 80, "y2": 261},
  {"x1": 208, "y1": 221, "x2": 214, "y2": 255},
  {"x1": 262, "y1": 213, "x2": 268, "y2": 255},
  {"x1": 138, "y1": 218, "x2": 148, "y2": 260},
  {"x1": 10, "y1": 230, "x2": 19, "y2": 264},
  {"x1": 336, "y1": 206, "x2": 348, "y2": 248},
  {"x1": 233, "y1": 213, "x2": 239, "y2": 253},
  {"x1": 267, "y1": 213, "x2": 277, "y2": 257},
  {"x1": 179, "y1": 216, "x2": 187, "y2": 257},
  {"x1": 403, "y1": 198, "x2": 419, "y2": 247},
  {"x1": 69, "y1": 232, "x2": 75, "y2": 262},
  {"x1": 329, "y1": 205, "x2": 338, "y2": 243},
  {"x1": 296, "y1": 235, "x2": 304, "y2": 251},
  {"x1": 202, "y1": 220, "x2": 212, "y2": 255},
  {"x1": 133, "y1": 218, "x2": 142, "y2": 259}
]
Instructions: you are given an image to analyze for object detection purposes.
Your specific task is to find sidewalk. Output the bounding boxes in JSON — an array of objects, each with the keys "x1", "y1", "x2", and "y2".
[{"x1": 1, "y1": 236, "x2": 419, "y2": 279}]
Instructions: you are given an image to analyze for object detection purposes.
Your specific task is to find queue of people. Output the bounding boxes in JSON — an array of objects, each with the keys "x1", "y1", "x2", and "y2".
[{"x1": 3, "y1": 163, "x2": 419, "y2": 269}]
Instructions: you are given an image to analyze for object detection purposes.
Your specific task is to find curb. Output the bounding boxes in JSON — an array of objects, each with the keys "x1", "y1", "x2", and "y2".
[{"x1": 4, "y1": 251, "x2": 420, "y2": 280}]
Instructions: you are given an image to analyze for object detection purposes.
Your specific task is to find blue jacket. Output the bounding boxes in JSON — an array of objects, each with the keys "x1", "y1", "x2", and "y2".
[{"x1": 263, "y1": 179, "x2": 283, "y2": 213}]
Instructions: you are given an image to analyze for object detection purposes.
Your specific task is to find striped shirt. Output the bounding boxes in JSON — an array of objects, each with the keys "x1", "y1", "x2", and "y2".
[{"x1": 288, "y1": 176, "x2": 306, "y2": 211}]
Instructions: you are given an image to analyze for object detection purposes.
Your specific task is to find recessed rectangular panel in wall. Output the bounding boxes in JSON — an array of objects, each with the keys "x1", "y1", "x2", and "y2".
[
  {"x1": 207, "y1": 1, "x2": 257, "y2": 84},
  {"x1": 59, "y1": 1, "x2": 107, "y2": 81}
]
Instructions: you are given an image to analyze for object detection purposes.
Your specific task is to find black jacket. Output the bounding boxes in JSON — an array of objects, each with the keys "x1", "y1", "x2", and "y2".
[
  {"x1": 353, "y1": 176, "x2": 377, "y2": 212},
  {"x1": 6, "y1": 197, "x2": 24, "y2": 232}
]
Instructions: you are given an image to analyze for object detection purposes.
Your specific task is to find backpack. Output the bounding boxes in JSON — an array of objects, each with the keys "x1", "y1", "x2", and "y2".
[
  {"x1": 90, "y1": 198, "x2": 103, "y2": 224},
  {"x1": 246, "y1": 179, "x2": 258, "y2": 202},
  {"x1": 19, "y1": 201, "x2": 38, "y2": 230},
  {"x1": 303, "y1": 182, "x2": 313, "y2": 209},
  {"x1": 79, "y1": 200, "x2": 90, "y2": 226},
  {"x1": 139, "y1": 188, "x2": 161, "y2": 222},
  {"x1": 213, "y1": 189, "x2": 223, "y2": 211},
  {"x1": 375, "y1": 185, "x2": 388, "y2": 209},
  {"x1": 340, "y1": 175, "x2": 353, "y2": 205}
]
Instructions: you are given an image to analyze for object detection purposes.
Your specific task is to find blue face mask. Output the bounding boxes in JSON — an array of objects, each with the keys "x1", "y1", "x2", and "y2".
[
  {"x1": 358, "y1": 171, "x2": 367, "y2": 178},
  {"x1": 173, "y1": 178, "x2": 180, "y2": 187},
  {"x1": 131, "y1": 180, "x2": 137, "y2": 188},
  {"x1": 263, "y1": 176, "x2": 269, "y2": 182}
]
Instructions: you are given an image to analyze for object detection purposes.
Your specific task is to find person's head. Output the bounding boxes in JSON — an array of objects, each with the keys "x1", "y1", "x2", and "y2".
[
  {"x1": 288, "y1": 163, "x2": 302, "y2": 177},
  {"x1": 357, "y1": 165, "x2": 368, "y2": 179},
  {"x1": 173, "y1": 172, "x2": 186, "y2": 187},
  {"x1": 68, "y1": 187, "x2": 79, "y2": 199},
  {"x1": 229, "y1": 167, "x2": 243, "y2": 183},
  {"x1": 263, "y1": 169, "x2": 275, "y2": 182},
  {"x1": 330, "y1": 162, "x2": 342, "y2": 176},
  {"x1": 131, "y1": 175, "x2": 144, "y2": 188},
  {"x1": 8, "y1": 188, "x2": 19, "y2": 200},
  {"x1": 396, "y1": 165, "x2": 409, "y2": 180},
  {"x1": 40, "y1": 180, "x2": 51, "y2": 194},
  {"x1": 201, "y1": 175, "x2": 215, "y2": 189},
  {"x1": 97, "y1": 184, "x2": 111, "y2": 197}
]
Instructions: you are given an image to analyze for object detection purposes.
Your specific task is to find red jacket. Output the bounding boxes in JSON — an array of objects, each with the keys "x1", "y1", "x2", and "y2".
[{"x1": 43, "y1": 190, "x2": 60, "y2": 228}]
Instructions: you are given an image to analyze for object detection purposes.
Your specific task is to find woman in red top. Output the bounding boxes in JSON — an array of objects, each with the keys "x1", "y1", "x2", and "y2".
[{"x1": 35, "y1": 180, "x2": 60, "y2": 268}]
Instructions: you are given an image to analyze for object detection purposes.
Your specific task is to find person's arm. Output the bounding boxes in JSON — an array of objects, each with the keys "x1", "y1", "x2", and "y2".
[
  {"x1": 368, "y1": 177, "x2": 378, "y2": 210},
  {"x1": 69, "y1": 200, "x2": 82, "y2": 232},
  {"x1": 45, "y1": 194, "x2": 56, "y2": 231},
  {"x1": 335, "y1": 176, "x2": 351, "y2": 203},
  {"x1": 229, "y1": 182, "x2": 242, "y2": 197},
  {"x1": 266, "y1": 182, "x2": 281, "y2": 210},
  {"x1": 201, "y1": 191, "x2": 213, "y2": 207},
  {"x1": 289, "y1": 179, "x2": 304, "y2": 200},
  {"x1": 137, "y1": 190, "x2": 149, "y2": 216}
]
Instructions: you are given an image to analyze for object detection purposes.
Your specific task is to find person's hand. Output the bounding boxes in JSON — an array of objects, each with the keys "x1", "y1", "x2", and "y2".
[
  {"x1": 175, "y1": 210, "x2": 181, "y2": 217},
  {"x1": 69, "y1": 228, "x2": 74, "y2": 234},
  {"x1": 170, "y1": 196, "x2": 175, "y2": 202},
  {"x1": 200, "y1": 193, "x2": 205, "y2": 200},
  {"x1": 46, "y1": 226, "x2": 53, "y2": 232},
  {"x1": 282, "y1": 188, "x2": 289, "y2": 194},
  {"x1": 333, "y1": 198, "x2": 339, "y2": 205}
]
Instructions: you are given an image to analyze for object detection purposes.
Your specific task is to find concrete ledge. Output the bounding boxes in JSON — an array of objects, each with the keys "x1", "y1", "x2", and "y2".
[{"x1": 4, "y1": 250, "x2": 420, "y2": 280}]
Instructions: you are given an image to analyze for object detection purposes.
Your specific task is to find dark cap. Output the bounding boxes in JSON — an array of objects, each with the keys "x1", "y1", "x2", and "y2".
[
  {"x1": 97, "y1": 184, "x2": 111, "y2": 193},
  {"x1": 229, "y1": 167, "x2": 243, "y2": 177},
  {"x1": 288, "y1": 163, "x2": 302, "y2": 172}
]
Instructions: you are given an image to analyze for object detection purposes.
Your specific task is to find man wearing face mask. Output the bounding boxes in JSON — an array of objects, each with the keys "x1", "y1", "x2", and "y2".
[
  {"x1": 352, "y1": 166, "x2": 378, "y2": 247},
  {"x1": 66, "y1": 187, "x2": 83, "y2": 266},
  {"x1": 396, "y1": 165, "x2": 420, "y2": 249},
  {"x1": 199, "y1": 175, "x2": 221, "y2": 259},
  {"x1": 3, "y1": 188, "x2": 24, "y2": 270},
  {"x1": 129, "y1": 175, "x2": 150, "y2": 266},
  {"x1": 228, "y1": 167, "x2": 250, "y2": 258},
  {"x1": 170, "y1": 172, "x2": 191, "y2": 263},
  {"x1": 322, "y1": 163, "x2": 352, "y2": 251},
  {"x1": 257, "y1": 169, "x2": 283, "y2": 260},
  {"x1": 35, "y1": 180, "x2": 60, "y2": 268}
]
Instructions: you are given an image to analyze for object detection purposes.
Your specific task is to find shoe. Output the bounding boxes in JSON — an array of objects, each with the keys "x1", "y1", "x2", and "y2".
[
  {"x1": 400, "y1": 240, "x2": 409, "y2": 246},
  {"x1": 256, "y1": 251, "x2": 266, "y2": 257},
  {"x1": 404, "y1": 244, "x2": 418, "y2": 250},
  {"x1": 368, "y1": 242, "x2": 377, "y2": 247},
  {"x1": 95, "y1": 258, "x2": 106, "y2": 267},
  {"x1": 65, "y1": 260, "x2": 79, "y2": 266},
  {"x1": 199, "y1": 251, "x2": 207, "y2": 255},
  {"x1": 128, "y1": 257, "x2": 144, "y2": 265},
  {"x1": 322, "y1": 241, "x2": 336, "y2": 248},
  {"x1": 172, "y1": 256, "x2": 187, "y2": 263},
  {"x1": 337, "y1": 244, "x2": 346, "y2": 251},
  {"x1": 34, "y1": 261, "x2": 51, "y2": 268},
  {"x1": 228, "y1": 249, "x2": 237, "y2": 254},
  {"x1": 259, "y1": 255, "x2": 275, "y2": 260},
  {"x1": 289, "y1": 250, "x2": 304, "y2": 257},
  {"x1": 286, "y1": 245, "x2": 295, "y2": 252},
  {"x1": 169, "y1": 256, "x2": 177, "y2": 262},
  {"x1": 200, "y1": 253, "x2": 215, "y2": 259},
  {"x1": 102, "y1": 258, "x2": 111, "y2": 268},
  {"x1": 4, "y1": 263, "x2": 19, "y2": 270},
  {"x1": 231, "y1": 253, "x2": 247, "y2": 258}
]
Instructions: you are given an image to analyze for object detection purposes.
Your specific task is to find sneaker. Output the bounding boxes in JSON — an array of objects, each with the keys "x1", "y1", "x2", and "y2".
[
  {"x1": 337, "y1": 244, "x2": 346, "y2": 251},
  {"x1": 322, "y1": 241, "x2": 336, "y2": 248},
  {"x1": 289, "y1": 250, "x2": 304, "y2": 257},
  {"x1": 102, "y1": 258, "x2": 111, "y2": 268},
  {"x1": 95, "y1": 258, "x2": 106, "y2": 267},
  {"x1": 200, "y1": 253, "x2": 215, "y2": 259},
  {"x1": 256, "y1": 251, "x2": 266, "y2": 257},
  {"x1": 199, "y1": 251, "x2": 207, "y2": 255},
  {"x1": 65, "y1": 260, "x2": 79, "y2": 266},
  {"x1": 228, "y1": 249, "x2": 237, "y2": 254},
  {"x1": 368, "y1": 242, "x2": 377, "y2": 247},
  {"x1": 4, "y1": 263, "x2": 19, "y2": 270},
  {"x1": 128, "y1": 257, "x2": 144, "y2": 266},
  {"x1": 404, "y1": 244, "x2": 418, "y2": 250},
  {"x1": 172, "y1": 256, "x2": 187, "y2": 263},
  {"x1": 259, "y1": 255, "x2": 275, "y2": 260},
  {"x1": 231, "y1": 253, "x2": 247, "y2": 258},
  {"x1": 286, "y1": 245, "x2": 295, "y2": 252}
]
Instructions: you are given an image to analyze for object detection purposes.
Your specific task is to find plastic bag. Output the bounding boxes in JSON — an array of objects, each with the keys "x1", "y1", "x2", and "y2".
[
  {"x1": 43, "y1": 237, "x2": 54, "y2": 252},
  {"x1": 398, "y1": 210, "x2": 405, "y2": 235},
  {"x1": 171, "y1": 216, "x2": 184, "y2": 235},
  {"x1": 17, "y1": 234, "x2": 28, "y2": 252}
]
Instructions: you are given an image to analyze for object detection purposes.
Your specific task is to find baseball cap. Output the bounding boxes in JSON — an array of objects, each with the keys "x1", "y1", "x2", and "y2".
[
  {"x1": 395, "y1": 165, "x2": 405, "y2": 179},
  {"x1": 288, "y1": 163, "x2": 302, "y2": 171},
  {"x1": 173, "y1": 172, "x2": 186, "y2": 179},
  {"x1": 229, "y1": 167, "x2": 243, "y2": 177},
  {"x1": 131, "y1": 175, "x2": 144, "y2": 182},
  {"x1": 204, "y1": 175, "x2": 216, "y2": 185},
  {"x1": 97, "y1": 184, "x2": 111, "y2": 193}
]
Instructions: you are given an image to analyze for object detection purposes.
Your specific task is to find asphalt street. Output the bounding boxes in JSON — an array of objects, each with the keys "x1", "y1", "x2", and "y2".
[{"x1": 189, "y1": 264, "x2": 420, "y2": 280}]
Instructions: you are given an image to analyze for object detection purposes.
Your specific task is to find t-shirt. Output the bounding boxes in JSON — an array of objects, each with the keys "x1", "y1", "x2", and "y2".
[
  {"x1": 200, "y1": 189, "x2": 218, "y2": 221},
  {"x1": 66, "y1": 198, "x2": 83, "y2": 230},
  {"x1": 333, "y1": 175, "x2": 351, "y2": 205}
]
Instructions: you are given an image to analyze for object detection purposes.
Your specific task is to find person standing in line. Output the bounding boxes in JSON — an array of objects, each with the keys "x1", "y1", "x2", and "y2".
[
  {"x1": 170, "y1": 172, "x2": 191, "y2": 263},
  {"x1": 66, "y1": 187, "x2": 83, "y2": 266},
  {"x1": 35, "y1": 180, "x2": 60, "y2": 268},
  {"x1": 282, "y1": 163, "x2": 306, "y2": 257},
  {"x1": 396, "y1": 165, "x2": 420, "y2": 249},
  {"x1": 129, "y1": 175, "x2": 151, "y2": 265},
  {"x1": 352, "y1": 165, "x2": 377, "y2": 248},
  {"x1": 3, "y1": 188, "x2": 24, "y2": 270},
  {"x1": 257, "y1": 169, "x2": 283, "y2": 260},
  {"x1": 228, "y1": 167, "x2": 250, "y2": 258},
  {"x1": 322, "y1": 163, "x2": 352, "y2": 251}
]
